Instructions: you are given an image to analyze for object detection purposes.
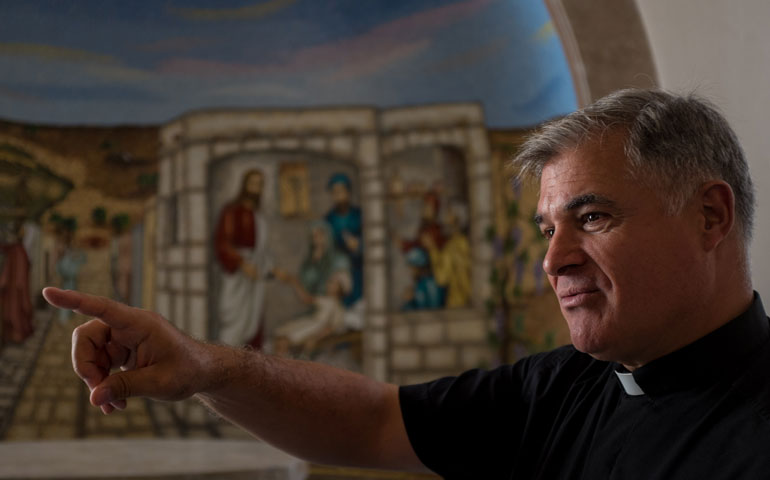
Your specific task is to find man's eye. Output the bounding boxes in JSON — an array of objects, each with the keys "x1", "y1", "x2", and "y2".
[
  {"x1": 581, "y1": 212, "x2": 609, "y2": 231},
  {"x1": 583, "y1": 212, "x2": 604, "y2": 223},
  {"x1": 542, "y1": 228, "x2": 554, "y2": 240}
]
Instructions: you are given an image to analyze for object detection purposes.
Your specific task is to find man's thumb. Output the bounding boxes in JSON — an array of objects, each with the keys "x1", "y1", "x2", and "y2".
[{"x1": 90, "y1": 369, "x2": 152, "y2": 406}]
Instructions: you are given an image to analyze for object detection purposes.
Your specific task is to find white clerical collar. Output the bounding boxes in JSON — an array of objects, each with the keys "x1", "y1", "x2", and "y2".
[{"x1": 615, "y1": 371, "x2": 645, "y2": 396}]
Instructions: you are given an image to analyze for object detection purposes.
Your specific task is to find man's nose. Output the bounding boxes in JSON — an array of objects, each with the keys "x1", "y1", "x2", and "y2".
[{"x1": 542, "y1": 228, "x2": 586, "y2": 276}]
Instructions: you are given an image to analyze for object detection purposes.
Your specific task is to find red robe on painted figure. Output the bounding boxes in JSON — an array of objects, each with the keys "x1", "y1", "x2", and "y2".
[
  {"x1": 401, "y1": 192, "x2": 446, "y2": 253},
  {"x1": 400, "y1": 220, "x2": 446, "y2": 253},
  {"x1": 0, "y1": 242, "x2": 34, "y2": 343},
  {"x1": 214, "y1": 202, "x2": 269, "y2": 348}
]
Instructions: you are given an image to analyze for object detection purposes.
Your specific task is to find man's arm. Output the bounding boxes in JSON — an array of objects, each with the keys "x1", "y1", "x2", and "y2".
[
  {"x1": 197, "y1": 349, "x2": 417, "y2": 468},
  {"x1": 42, "y1": 287, "x2": 426, "y2": 472}
]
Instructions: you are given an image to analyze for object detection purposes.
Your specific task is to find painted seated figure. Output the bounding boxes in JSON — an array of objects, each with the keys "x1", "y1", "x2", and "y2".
[
  {"x1": 273, "y1": 270, "x2": 352, "y2": 357},
  {"x1": 273, "y1": 220, "x2": 361, "y2": 358}
]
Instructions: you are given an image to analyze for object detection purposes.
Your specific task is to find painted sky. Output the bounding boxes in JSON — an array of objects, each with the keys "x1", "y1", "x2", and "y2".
[{"x1": 0, "y1": 0, "x2": 577, "y2": 127}]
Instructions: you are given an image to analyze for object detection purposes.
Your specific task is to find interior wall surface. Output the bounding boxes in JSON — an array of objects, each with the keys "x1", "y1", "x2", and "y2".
[{"x1": 635, "y1": 0, "x2": 770, "y2": 298}]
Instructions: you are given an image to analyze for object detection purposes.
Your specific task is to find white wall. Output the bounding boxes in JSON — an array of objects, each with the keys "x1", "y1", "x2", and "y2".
[{"x1": 636, "y1": 0, "x2": 770, "y2": 297}]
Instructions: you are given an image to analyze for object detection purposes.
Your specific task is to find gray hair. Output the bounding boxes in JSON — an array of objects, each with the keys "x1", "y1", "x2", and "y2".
[{"x1": 513, "y1": 88, "x2": 755, "y2": 241}]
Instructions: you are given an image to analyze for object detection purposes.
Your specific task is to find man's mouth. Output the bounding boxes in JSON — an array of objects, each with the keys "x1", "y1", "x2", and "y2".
[{"x1": 558, "y1": 288, "x2": 600, "y2": 308}]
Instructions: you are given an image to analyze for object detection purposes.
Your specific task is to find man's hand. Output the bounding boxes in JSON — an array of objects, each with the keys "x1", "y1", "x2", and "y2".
[
  {"x1": 43, "y1": 287, "x2": 427, "y2": 472},
  {"x1": 42, "y1": 287, "x2": 211, "y2": 414}
]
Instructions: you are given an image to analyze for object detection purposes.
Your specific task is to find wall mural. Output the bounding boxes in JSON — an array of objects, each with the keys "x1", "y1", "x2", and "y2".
[
  {"x1": 0, "y1": 0, "x2": 577, "y2": 466},
  {"x1": 385, "y1": 146, "x2": 470, "y2": 311},
  {"x1": 206, "y1": 153, "x2": 364, "y2": 369}
]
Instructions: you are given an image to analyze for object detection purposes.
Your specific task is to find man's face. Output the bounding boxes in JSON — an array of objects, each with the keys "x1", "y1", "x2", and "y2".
[{"x1": 536, "y1": 134, "x2": 706, "y2": 366}]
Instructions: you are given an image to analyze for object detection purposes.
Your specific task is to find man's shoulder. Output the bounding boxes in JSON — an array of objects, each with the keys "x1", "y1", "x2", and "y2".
[
  {"x1": 400, "y1": 345, "x2": 609, "y2": 407},
  {"x1": 424, "y1": 346, "x2": 608, "y2": 400},
  {"x1": 733, "y1": 333, "x2": 770, "y2": 425},
  {"x1": 515, "y1": 345, "x2": 611, "y2": 390},
  {"x1": 400, "y1": 345, "x2": 612, "y2": 427},
  {"x1": 520, "y1": 344, "x2": 604, "y2": 373}
]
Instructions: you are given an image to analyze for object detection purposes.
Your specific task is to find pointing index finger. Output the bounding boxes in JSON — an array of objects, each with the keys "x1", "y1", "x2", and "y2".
[{"x1": 43, "y1": 287, "x2": 135, "y2": 329}]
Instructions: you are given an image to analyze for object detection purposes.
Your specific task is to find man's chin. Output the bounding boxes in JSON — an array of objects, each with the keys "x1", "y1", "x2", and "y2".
[{"x1": 568, "y1": 330, "x2": 613, "y2": 360}]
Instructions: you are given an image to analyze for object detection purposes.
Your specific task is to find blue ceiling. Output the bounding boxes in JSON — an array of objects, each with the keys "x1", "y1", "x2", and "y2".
[{"x1": 0, "y1": 0, "x2": 577, "y2": 127}]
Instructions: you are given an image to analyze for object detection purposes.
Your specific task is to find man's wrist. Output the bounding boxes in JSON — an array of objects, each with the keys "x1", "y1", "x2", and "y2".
[{"x1": 196, "y1": 343, "x2": 253, "y2": 396}]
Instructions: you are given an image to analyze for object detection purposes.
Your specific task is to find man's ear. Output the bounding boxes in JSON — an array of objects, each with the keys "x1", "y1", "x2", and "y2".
[{"x1": 698, "y1": 181, "x2": 735, "y2": 251}]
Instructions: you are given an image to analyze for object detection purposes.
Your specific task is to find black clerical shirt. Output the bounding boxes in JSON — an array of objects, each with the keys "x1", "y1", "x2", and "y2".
[{"x1": 399, "y1": 293, "x2": 770, "y2": 479}]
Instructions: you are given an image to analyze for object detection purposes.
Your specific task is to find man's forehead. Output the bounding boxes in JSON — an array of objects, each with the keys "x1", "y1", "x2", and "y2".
[
  {"x1": 535, "y1": 159, "x2": 631, "y2": 218},
  {"x1": 537, "y1": 164, "x2": 619, "y2": 202},
  {"x1": 539, "y1": 140, "x2": 631, "y2": 188}
]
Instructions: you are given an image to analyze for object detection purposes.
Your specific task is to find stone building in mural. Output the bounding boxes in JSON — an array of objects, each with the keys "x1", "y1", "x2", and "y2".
[{"x1": 154, "y1": 103, "x2": 496, "y2": 383}]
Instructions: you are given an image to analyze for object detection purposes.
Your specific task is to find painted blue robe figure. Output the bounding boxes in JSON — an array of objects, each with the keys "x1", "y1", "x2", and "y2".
[
  {"x1": 324, "y1": 173, "x2": 363, "y2": 308},
  {"x1": 401, "y1": 247, "x2": 443, "y2": 310}
]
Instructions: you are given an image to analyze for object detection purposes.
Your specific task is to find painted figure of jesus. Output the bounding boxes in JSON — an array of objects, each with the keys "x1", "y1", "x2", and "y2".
[{"x1": 214, "y1": 169, "x2": 273, "y2": 347}]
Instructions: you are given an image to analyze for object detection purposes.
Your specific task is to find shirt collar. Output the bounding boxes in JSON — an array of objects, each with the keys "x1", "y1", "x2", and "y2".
[
  {"x1": 615, "y1": 292, "x2": 769, "y2": 397},
  {"x1": 615, "y1": 371, "x2": 645, "y2": 396}
]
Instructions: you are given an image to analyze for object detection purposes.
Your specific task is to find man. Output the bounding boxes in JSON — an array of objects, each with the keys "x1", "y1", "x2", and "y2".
[
  {"x1": 45, "y1": 89, "x2": 769, "y2": 478},
  {"x1": 214, "y1": 168, "x2": 273, "y2": 347}
]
